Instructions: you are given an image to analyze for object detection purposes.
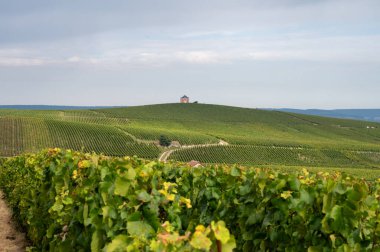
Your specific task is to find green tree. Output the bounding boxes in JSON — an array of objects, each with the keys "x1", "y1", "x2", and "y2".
[{"x1": 159, "y1": 135, "x2": 171, "y2": 147}]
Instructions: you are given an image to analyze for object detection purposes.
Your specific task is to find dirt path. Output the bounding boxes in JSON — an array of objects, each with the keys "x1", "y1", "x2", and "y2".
[
  {"x1": 0, "y1": 192, "x2": 27, "y2": 252},
  {"x1": 158, "y1": 150, "x2": 174, "y2": 162},
  {"x1": 158, "y1": 139, "x2": 229, "y2": 162},
  {"x1": 116, "y1": 127, "x2": 156, "y2": 145}
]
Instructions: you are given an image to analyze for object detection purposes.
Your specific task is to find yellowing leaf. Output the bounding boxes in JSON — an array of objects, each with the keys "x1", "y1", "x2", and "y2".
[
  {"x1": 302, "y1": 168, "x2": 309, "y2": 176},
  {"x1": 163, "y1": 182, "x2": 177, "y2": 191},
  {"x1": 72, "y1": 170, "x2": 78, "y2": 179},
  {"x1": 127, "y1": 168, "x2": 136, "y2": 180},
  {"x1": 190, "y1": 231, "x2": 212, "y2": 250},
  {"x1": 330, "y1": 234, "x2": 336, "y2": 248},
  {"x1": 221, "y1": 235, "x2": 236, "y2": 252},
  {"x1": 162, "y1": 221, "x2": 175, "y2": 233},
  {"x1": 158, "y1": 189, "x2": 166, "y2": 196},
  {"x1": 78, "y1": 160, "x2": 91, "y2": 169},
  {"x1": 166, "y1": 194, "x2": 175, "y2": 201},
  {"x1": 180, "y1": 197, "x2": 192, "y2": 208},
  {"x1": 211, "y1": 221, "x2": 230, "y2": 244},
  {"x1": 280, "y1": 191, "x2": 292, "y2": 199},
  {"x1": 195, "y1": 225, "x2": 206, "y2": 232},
  {"x1": 104, "y1": 234, "x2": 128, "y2": 252}
]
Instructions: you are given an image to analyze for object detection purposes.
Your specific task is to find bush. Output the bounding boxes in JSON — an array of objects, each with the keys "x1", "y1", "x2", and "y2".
[{"x1": 159, "y1": 135, "x2": 171, "y2": 147}]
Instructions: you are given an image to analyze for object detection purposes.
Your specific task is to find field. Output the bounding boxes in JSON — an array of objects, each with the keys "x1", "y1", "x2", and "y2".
[
  {"x1": 171, "y1": 145, "x2": 380, "y2": 168},
  {"x1": 1, "y1": 103, "x2": 380, "y2": 178}
]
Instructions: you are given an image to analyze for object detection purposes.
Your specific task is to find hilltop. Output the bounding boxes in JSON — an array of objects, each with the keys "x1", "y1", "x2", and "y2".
[
  {"x1": 1, "y1": 103, "x2": 380, "y2": 177},
  {"x1": 101, "y1": 103, "x2": 380, "y2": 149}
]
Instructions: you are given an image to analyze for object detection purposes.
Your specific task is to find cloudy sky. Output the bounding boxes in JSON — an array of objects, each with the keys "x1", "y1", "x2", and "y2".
[{"x1": 0, "y1": 0, "x2": 379, "y2": 108}]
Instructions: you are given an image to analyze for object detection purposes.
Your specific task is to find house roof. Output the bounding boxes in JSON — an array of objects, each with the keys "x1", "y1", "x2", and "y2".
[{"x1": 181, "y1": 95, "x2": 189, "y2": 99}]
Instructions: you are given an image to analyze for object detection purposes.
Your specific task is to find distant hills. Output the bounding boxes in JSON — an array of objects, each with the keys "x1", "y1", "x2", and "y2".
[{"x1": 275, "y1": 109, "x2": 380, "y2": 123}]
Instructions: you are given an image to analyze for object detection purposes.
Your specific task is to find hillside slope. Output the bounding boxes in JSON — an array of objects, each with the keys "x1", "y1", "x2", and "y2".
[
  {"x1": 277, "y1": 108, "x2": 380, "y2": 123},
  {"x1": 101, "y1": 103, "x2": 380, "y2": 149},
  {"x1": 1, "y1": 103, "x2": 380, "y2": 172}
]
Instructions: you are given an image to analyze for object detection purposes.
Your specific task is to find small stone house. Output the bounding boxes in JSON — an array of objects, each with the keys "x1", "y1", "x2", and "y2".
[{"x1": 180, "y1": 95, "x2": 189, "y2": 103}]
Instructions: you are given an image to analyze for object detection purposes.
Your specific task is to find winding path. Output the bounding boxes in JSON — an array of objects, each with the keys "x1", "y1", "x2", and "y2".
[
  {"x1": 158, "y1": 139, "x2": 229, "y2": 162},
  {"x1": 0, "y1": 192, "x2": 27, "y2": 252},
  {"x1": 158, "y1": 150, "x2": 174, "y2": 162}
]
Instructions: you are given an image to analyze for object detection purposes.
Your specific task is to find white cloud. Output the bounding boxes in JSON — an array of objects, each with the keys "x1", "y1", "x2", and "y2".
[
  {"x1": 66, "y1": 56, "x2": 81, "y2": 62},
  {"x1": 175, "y1": 51, "x2": 224, "y2": 64},
  {"x1": 0, "y1": 48, "x2": 50, "y2": 66},
  {"x1": 0, "y1": 33, "x2": 379, "y2": 68},
  {"x1": 0, "y1": 57, "x2": 45, "y2": 67}
]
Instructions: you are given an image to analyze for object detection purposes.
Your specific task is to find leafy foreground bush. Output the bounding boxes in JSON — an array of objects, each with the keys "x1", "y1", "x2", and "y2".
[{"x1": 0, "y1": 149, "x2": 379, "y2": 251}]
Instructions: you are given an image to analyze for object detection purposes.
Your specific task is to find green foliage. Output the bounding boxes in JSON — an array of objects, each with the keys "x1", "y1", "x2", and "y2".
[
  {"x1": 1, "y1": 149, "x2": 380, "y2": 251},
  {"x1": 159, "y1": 135, "x2": 171, "y2": 147},
  {"x1": 0, "y1": 149, "x2": 234, "y2": 251}
]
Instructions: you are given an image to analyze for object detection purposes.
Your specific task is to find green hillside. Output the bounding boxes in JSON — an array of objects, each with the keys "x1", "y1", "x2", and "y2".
[
  {"x1": 1, "y1": 103, "x2": 380, "y2": 176},
  {"x1": 102, "y1": 104, "x2": 380, "y2": 149}
]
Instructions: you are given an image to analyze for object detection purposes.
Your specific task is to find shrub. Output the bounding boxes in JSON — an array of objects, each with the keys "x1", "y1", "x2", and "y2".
[{"x1": 159, "y1": 135, "x2": 171, "y2": 147}]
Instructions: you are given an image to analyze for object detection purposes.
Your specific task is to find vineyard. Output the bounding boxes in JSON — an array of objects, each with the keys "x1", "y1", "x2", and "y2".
[
  {"x1": 170, "y1": 145, "x2": 380, "y2": 168},
  {"x1": 119, "y1": 125, "x2": 219, "y2": 145},
  {"x1": 101, "y1": 104, "x2": 380, "y2": 150},
  {"x1": 1, "y1": 103, "x2": 380, "y2": 177},
  {"x1": 0, "y1": 149, "x2": 379, "y2": 251},
  {"x1": 0, "y1": 117, "x2": 159, "y2": 158}
]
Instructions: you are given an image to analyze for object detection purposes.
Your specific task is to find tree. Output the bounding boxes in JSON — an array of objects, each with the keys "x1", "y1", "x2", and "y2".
[{"x1": 159, "y1": 135, "x2": 171, "y2": 147}]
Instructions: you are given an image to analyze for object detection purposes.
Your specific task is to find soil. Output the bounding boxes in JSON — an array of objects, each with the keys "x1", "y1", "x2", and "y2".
[{"x1": 0, "y1": 192, "x2": 27, "y2": 252}]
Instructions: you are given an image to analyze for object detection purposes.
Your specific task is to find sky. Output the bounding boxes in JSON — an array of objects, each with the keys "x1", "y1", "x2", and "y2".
[{"x1": 0, "y1": 0, "x2": 379, "y2": 109}]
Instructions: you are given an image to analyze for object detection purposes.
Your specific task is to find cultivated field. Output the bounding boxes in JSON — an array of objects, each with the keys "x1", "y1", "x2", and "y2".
[{"x1": 1, "y1": 103, "x2": 380, "y2": 178}]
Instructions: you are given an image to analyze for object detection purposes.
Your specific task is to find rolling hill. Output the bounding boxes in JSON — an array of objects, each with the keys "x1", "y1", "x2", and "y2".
[
  {"x1": 1, "y1": 103, "x2": 380, "y2": 177},
  {"x1": 276, "y1": 108, "x2": 380, "y2": 123}
]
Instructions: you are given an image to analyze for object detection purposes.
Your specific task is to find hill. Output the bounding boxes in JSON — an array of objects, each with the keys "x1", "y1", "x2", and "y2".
[
  {"x1": 1, "y1": 103, "x2": 380, "y2": 177},
  {"x1": 276, "y1": 108, "x2": 380, "y2": 123},
  {"x1": 101, "y1": 104, "x2": 380, "y2": 149}
]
